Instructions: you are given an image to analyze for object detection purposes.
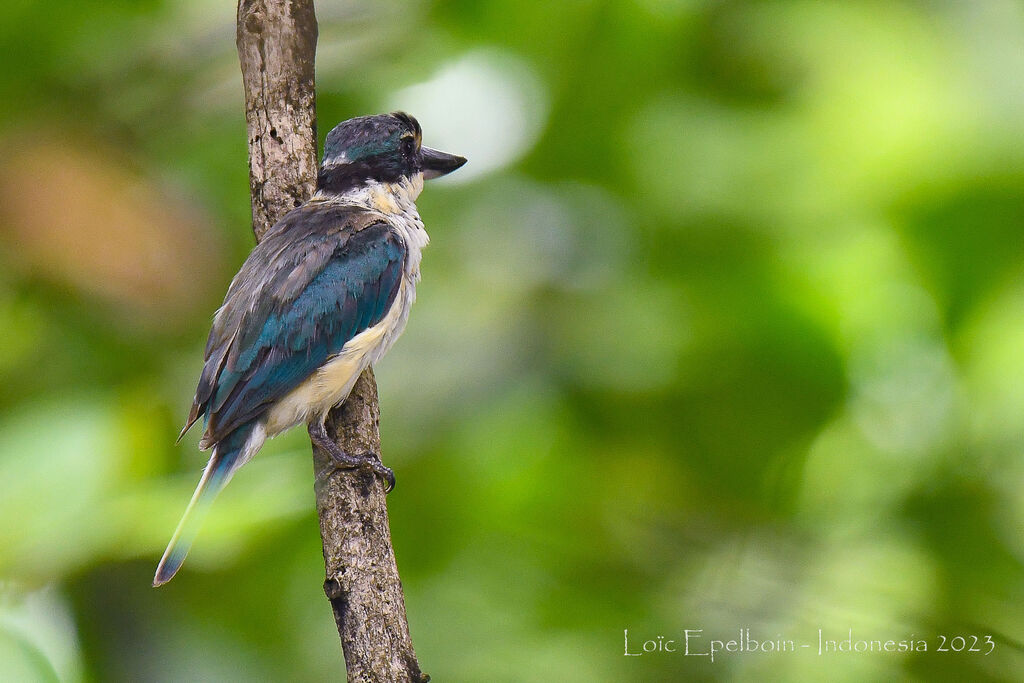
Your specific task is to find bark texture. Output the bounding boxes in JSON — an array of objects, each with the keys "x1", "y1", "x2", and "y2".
[
  {"x1": 237, "y1": 0, "x2": 319, "y2": 241},
  {"x1": 316, "y1": 369, "x2": 426, "y2": 682},
  {"x1": 236, "y1": 2, "x2": 425, "y2": 680}
]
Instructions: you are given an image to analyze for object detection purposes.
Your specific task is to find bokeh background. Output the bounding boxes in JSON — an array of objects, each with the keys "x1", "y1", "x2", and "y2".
[{"x1": 2, "y1": 0, "x2": 1024, "y2": 680}]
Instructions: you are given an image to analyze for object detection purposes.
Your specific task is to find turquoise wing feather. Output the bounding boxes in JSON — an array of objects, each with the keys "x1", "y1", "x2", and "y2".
[{"x1": 180, "y1": 206, "x2": 406, "y2": 447}]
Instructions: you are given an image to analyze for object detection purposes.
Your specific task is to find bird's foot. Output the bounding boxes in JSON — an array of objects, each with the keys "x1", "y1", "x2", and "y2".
[
  {"x1": 327, "y1": 449, "x2": 395, "y2": 493},
  {"x1": 308, "y1": 422, "x2": 395, "y2": 492}
]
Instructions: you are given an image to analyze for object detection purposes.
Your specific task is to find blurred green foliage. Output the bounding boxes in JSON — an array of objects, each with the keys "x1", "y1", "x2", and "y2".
[{"x1": 1, "y1": 0, "x2": 1024, "y2": 680}]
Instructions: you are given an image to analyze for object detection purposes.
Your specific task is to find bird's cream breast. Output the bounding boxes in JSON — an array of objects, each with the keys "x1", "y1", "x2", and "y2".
[
  {"x1": 263, "y1": 276, "x2": 415, "y2": 436},
  {"x1": 264, "y1": 178, "x2": 426, "y2": 436}
]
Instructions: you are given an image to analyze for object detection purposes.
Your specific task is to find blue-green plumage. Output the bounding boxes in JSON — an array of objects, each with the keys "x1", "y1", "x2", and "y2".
[
  {"x1": 155, "y1": 112, "x2": 465, "y2": 586},
  {"x1": 154, "y1": 422, "x2": 255, "y2": 584},
  {"x1": 202, "y1": 218, "x2": 406, "y2": 441}
]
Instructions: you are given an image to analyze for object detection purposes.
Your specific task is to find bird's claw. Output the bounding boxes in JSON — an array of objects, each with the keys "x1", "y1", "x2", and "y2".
[
  {"x1": 367, "y1": 456, "x2": 396, "y2": 493},
  {"x1": 308, "y1": 422, "x2": 394, "y2": 492},
  {"x1": 328, "y1": 450, "x2": 395, "y2": 493}
]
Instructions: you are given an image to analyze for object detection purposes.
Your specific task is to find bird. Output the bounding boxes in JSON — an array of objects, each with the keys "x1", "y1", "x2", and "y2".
[{"x1": 154, "y1": 112, "x2": 466, "y2": 586}]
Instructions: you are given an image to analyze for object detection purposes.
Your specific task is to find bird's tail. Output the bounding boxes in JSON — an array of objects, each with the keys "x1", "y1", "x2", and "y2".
[{"x1": 153, "y1": 423, "x2": 258, "y2": 586}]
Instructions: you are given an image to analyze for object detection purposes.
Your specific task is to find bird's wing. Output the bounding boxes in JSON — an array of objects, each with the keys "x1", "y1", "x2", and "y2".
[{"x1": 179, "y1": 203, "x2": 406, "y2": 446}]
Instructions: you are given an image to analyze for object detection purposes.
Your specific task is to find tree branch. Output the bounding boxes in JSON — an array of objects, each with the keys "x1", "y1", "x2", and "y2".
[
  {"x1": 235, "y1": 2, "x2": 425, "y2": 680},
  {"x1": 236, "y1": 0, "x2": 318, "y2": 241}
]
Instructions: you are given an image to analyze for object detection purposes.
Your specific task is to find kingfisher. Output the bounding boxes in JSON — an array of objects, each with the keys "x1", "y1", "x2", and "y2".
[{"x1": 154, "y1": 112, "x2": 466, "y2": 586}]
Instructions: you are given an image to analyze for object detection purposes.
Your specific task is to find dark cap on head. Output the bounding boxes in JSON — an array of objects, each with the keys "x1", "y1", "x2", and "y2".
[
  {"x1": 323, "y1": 112, "x2": 421, "y2": 165},
  {"x1": 317, "y1": 112, "x2": 466, "y2": 195}
]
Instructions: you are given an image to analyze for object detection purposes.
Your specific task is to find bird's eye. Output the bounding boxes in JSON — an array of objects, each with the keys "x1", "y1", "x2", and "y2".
[{"x1": 401, "y1": 137, "x2": 416, "y2": 156}]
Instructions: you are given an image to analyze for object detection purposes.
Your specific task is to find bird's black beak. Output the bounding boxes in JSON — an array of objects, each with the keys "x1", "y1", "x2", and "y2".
[{"x1": 421, "y1": 146, "x2": 467, "y2": 179}]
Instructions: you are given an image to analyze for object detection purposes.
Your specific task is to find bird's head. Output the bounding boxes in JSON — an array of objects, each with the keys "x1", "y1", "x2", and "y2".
[{"x1": 318, "y1": 112, "x2": 466, "y2": 198}]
